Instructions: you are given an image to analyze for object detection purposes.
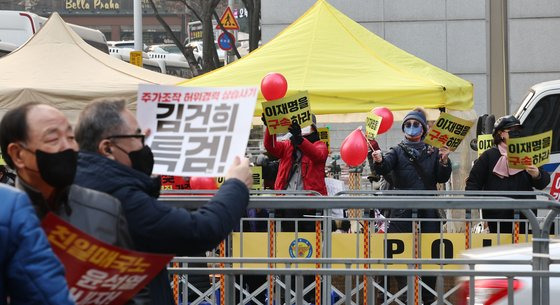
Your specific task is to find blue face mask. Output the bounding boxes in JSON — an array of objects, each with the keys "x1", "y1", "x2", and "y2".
[{"x1": 404, "y1": 125, "x2": 423, "y2": 137}]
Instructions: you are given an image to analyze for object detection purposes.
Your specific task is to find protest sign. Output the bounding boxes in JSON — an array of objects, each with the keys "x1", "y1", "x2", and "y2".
[
  {"x1": 317, "y1": 127, "x2": 330, "y2": 152},
  {"x1": 137, "y1": 85, "x2": 258, "y2": 177},
  {"x1": 160, "y1": 175, "x2": 188, "y2": 190},
  {"x1": 550, "y1": 173, "x2": 560, "y2": 201},
  {"x1": 216, "y1": 166, "x2": 262, "y2": 190},
  {"x1": 262, "y1": 91, "x2": 312, "y2": 135},
  {"x1": 365, "y1": 113, "x2": 382, "y2": 140},
  {"x1": 507, "y1": 130, "x2": 552, "y2": 169},
  {"x1": 477, "y1": 134, "x2": 494, "y2": 156},
  {"x1": 42, "y1": 213, "x2": 173, "y2": 305},
  {"x1": 424, "y1": 112, "x2": 473, "y2": 151},
  {"x1": 251, "y1": 166, "x2": 263, "y2": 190}
]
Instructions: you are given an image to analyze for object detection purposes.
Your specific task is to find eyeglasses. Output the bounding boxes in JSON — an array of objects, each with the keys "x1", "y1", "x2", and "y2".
[
  {"x1": 404, "y1": 122, "x2": 421, "y2": 128},
  {"x1": 107, "y1": 134, "x2": 145, "y2": 145}
]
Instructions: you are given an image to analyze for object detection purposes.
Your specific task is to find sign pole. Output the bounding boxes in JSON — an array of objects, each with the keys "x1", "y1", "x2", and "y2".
[{"x1": 133, "y1": 0, "x2": 142, "y2": 51}]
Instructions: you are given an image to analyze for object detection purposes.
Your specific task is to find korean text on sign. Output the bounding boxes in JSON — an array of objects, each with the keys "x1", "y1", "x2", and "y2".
[
  {"x1": 317, "y1": 127, "x2": 330, "y2": 152},
  {"x1": 42, "y1": 213, "x2": 173, "y2": 305},
  {"x1": 550, "y1": 173, "x2": 560, "y2": 201},
  {"x1": 424, "y1": 112, "x2": 473, "y2": 151},
  {"x1": 365, "y1": 113, "x2": 382, "y2": 140},
  {"x1": 507, "y1": 130, "x2": 553, "y2": 169},
  {"x1": 477, "y1": 134, "x2": 494, "y2": 156},
  {"x1": 262, "y1": 91, "x2": 312, "y2": 135},
  {"x1": 137, "y1": 85, "x2": 258, "y2": 177}
]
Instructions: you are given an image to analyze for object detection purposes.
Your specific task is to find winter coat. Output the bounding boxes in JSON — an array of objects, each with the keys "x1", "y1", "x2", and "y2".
[
  {"x1": 17, "y1": 179, "x2": 150, "y2": 305},
  {"x1": 465, "y1": 147, "x2": 551, "y2": 233},
  {"x1": 75, "y1": 152, "x2": 250, "y2": 305},
  {"x1": 0, "y1": 184, "x2": 74, "y2": 305},
  {"x1": 374, "y1": 142, "x2": 451, "y2": 190},
  {"x1": 264, "y1": 129, "x2": 328, "y2": 195},
  {"x1": 374, "y1": 141, "x2": 452, "y2": 233}
]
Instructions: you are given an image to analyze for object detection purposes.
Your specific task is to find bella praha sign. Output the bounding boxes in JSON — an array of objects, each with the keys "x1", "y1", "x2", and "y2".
[{"x1": 66, "y1": 0, "x2": 120, "y2": 10}]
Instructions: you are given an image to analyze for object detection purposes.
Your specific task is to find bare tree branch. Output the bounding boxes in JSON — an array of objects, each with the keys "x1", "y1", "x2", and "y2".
[{"x1": 148, "y1": 0, "x2": 199, "y2": 77}]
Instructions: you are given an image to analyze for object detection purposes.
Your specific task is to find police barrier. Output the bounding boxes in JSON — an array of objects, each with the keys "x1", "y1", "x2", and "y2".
[{"x1": 161, "y1": 190, "x2": 560, "y2": 305}]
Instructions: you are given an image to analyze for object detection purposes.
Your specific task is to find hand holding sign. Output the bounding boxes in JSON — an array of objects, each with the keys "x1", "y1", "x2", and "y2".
[
  {"x1": 525, "y1": 165, "x2": 540, "y2": 179},
  {"x1": 439, "y1": 146, "x2": 451, "y2": 165},
  {"x1": 225, "y1": 156, "x2": 253, "y2": 189},
  {"x1": 261, "y1": 72, "x2": 288, "y2": 101}
]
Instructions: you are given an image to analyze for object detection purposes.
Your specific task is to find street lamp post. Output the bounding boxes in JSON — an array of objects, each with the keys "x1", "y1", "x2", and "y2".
[{"x1": 133, "y1": 0, "x2": 143, "y2": 51}]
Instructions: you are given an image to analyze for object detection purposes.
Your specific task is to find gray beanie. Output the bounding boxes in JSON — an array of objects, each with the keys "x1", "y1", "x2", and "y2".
[{"x1": 402, "y1": 110, "x2": 428, "y2": 137}]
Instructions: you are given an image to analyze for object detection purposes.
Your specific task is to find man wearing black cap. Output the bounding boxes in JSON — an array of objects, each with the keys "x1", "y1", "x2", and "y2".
[{"x1": 466, "y1": 115, "x2": 550, "y2": 233}]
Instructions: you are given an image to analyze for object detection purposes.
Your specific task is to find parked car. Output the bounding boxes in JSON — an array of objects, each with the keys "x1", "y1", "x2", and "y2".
[
  {"x1": 186, "y1": 40, "x2": 225, "y2": 66},
  {"x1": 457, "y1": 242, "x2": 560, "y2": 304}
]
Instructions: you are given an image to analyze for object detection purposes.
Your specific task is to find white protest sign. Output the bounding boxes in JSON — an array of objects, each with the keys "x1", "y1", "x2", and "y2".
[{"x1": 137, "y1": 84, "x2": 258, "y2": 177}]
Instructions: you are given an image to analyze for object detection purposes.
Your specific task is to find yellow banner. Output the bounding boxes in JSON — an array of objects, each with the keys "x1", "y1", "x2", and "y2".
[
  {"x1": 365, "y1": 113, "x2": 382, "y2": 140},
  {"x1": 251, "y1": 166, "x2": 263, "y2": 190},
  {"x1": 424, "y1": 112, "x2": 473, "y2": 151},
  {"x1": 477, "y1": 134, "x2": 494, "y2": 156},
  {"x1": 262, "y1": 92, "x2": 312, "y2": 135},
  {"x1": 232, "y1": 232, "x2": 531, "y2": 269},
  {"x1": 317, "y1": 127, "x2": 330, "y2": 152},
  {"x1": 507, "y1": 130, "x2": 553, "y2": 169},
  {"x1": 217, "y1": 166, "x2": 262, "y2": 190}
]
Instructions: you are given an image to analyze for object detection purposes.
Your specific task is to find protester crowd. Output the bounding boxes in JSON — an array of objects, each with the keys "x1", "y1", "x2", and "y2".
[{"x1": 0, "y1": 100, "x2": 551, "y2": 304}]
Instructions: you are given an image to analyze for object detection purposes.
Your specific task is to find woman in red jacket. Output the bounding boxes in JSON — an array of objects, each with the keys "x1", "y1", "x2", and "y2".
[{"x1": 263, "y1": 114, "x2": 328, "y2": 231}]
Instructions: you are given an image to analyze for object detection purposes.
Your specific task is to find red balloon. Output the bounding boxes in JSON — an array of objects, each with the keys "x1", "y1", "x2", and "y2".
[
  {"x1": 260, "y1": 72, "x2": 288, "y2": 101},
  {"x1": 189, "y1": 177, "x2": 218, "y2": 190},
  {"x1": 372, "y1": 107, "x2": 394, "y2": 135},
  {"x1": 340, "y1": 128, "x2": 368, "y2": 167}
]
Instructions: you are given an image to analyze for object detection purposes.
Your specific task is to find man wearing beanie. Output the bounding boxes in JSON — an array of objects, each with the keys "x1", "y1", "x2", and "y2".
[{"x1": 371, "y1": 107, "x2": 451, "y2": 304}]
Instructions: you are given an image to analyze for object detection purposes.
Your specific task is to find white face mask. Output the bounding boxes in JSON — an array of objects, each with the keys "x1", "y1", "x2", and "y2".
[{"x1": 301, "y1": 126, "x2": 313, "y2": 135}]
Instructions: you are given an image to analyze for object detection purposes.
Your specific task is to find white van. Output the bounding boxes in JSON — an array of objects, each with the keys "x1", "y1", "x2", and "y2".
[
  {"x1": 514, "y1": 80, "x2": 560, "y2": 176},
  {"x1": 0, "y1": 10, "x2": 108, "y2": 57}
]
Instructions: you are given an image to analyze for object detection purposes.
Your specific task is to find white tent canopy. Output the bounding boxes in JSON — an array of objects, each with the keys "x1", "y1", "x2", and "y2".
[{"x1": 0, "y1": 13, "x2": 183, "y2": 121}]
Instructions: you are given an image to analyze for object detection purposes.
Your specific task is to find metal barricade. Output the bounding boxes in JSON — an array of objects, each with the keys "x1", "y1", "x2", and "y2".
[{"x1": 160, "y1": 190, "x2": 560, "y2": 305}]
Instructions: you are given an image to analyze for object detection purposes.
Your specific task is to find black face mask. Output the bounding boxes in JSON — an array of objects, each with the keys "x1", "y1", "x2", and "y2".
[
  {"x1": 128, "y1": 145, "x2": 154, "y2": 176},
  {"x1": 34, "y1": 149, "x2": 78, "y2": 189}
]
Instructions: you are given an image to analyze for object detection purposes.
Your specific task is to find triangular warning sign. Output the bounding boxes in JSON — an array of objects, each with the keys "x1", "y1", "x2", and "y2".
[{"x1": 216, "y1": 7, "x2": 240, "y2": 30}]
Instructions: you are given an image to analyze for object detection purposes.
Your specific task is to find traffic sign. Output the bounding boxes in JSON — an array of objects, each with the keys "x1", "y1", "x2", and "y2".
[
  {"x1": 217, "y1": 32, "x2": 235, "y2": 51},
  {"x1": 216, "y1": 7, "x2": 239, "y2": 30}
]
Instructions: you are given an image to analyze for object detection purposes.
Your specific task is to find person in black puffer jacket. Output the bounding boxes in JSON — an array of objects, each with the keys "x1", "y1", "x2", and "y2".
[
  {"x1": 371, "y1": 107, "x2": 452, "y2": 305},
  {"x1": 466, "y1": 115, "x2": 550, "y2": 233}
]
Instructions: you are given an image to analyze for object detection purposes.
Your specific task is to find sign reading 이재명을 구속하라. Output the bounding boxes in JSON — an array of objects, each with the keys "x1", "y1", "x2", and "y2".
[{"x1": 66, "y1": 0, "x2": 120, "y2": 10}]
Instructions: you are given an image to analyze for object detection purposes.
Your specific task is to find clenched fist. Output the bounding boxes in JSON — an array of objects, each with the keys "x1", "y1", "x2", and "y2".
[{"x1": 372, "y1": 150, "x2": 383, "y2": 163}]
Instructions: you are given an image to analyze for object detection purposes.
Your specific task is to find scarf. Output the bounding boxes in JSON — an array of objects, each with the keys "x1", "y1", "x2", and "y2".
[
  {"x1": 402, "y1": 139, "x2": 425, "y2": 158},
  {"x1": 493, "y1": 142, "x2": 523, "y2": 178}
]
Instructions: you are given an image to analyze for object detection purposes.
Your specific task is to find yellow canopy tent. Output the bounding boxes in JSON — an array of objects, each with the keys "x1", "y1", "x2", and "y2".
[{"x1": 178, "y1": 0, "x2": 473, "y2": 119}]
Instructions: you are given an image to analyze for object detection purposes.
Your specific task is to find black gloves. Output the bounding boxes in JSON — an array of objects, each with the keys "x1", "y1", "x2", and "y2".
[
  {"x1": 288, "y1": 121, "x2": 303, "y2": 145},
  {"x1": 261, "y1": 113, "x2": 267, "y2": 127}
]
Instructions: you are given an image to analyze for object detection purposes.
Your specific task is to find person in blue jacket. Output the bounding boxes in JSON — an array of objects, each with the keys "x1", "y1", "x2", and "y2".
[
  {"x1": 0, "y1": 184, "x2": 74, "y2": 305},
  {"x1": 73, "y1": 98, "x2": 253, "y2": 305}
]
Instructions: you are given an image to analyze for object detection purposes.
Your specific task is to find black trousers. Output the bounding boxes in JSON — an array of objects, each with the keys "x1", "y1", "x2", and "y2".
[{"x1": 385, "y1": 208, "x2": 441, "y2": 304}]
